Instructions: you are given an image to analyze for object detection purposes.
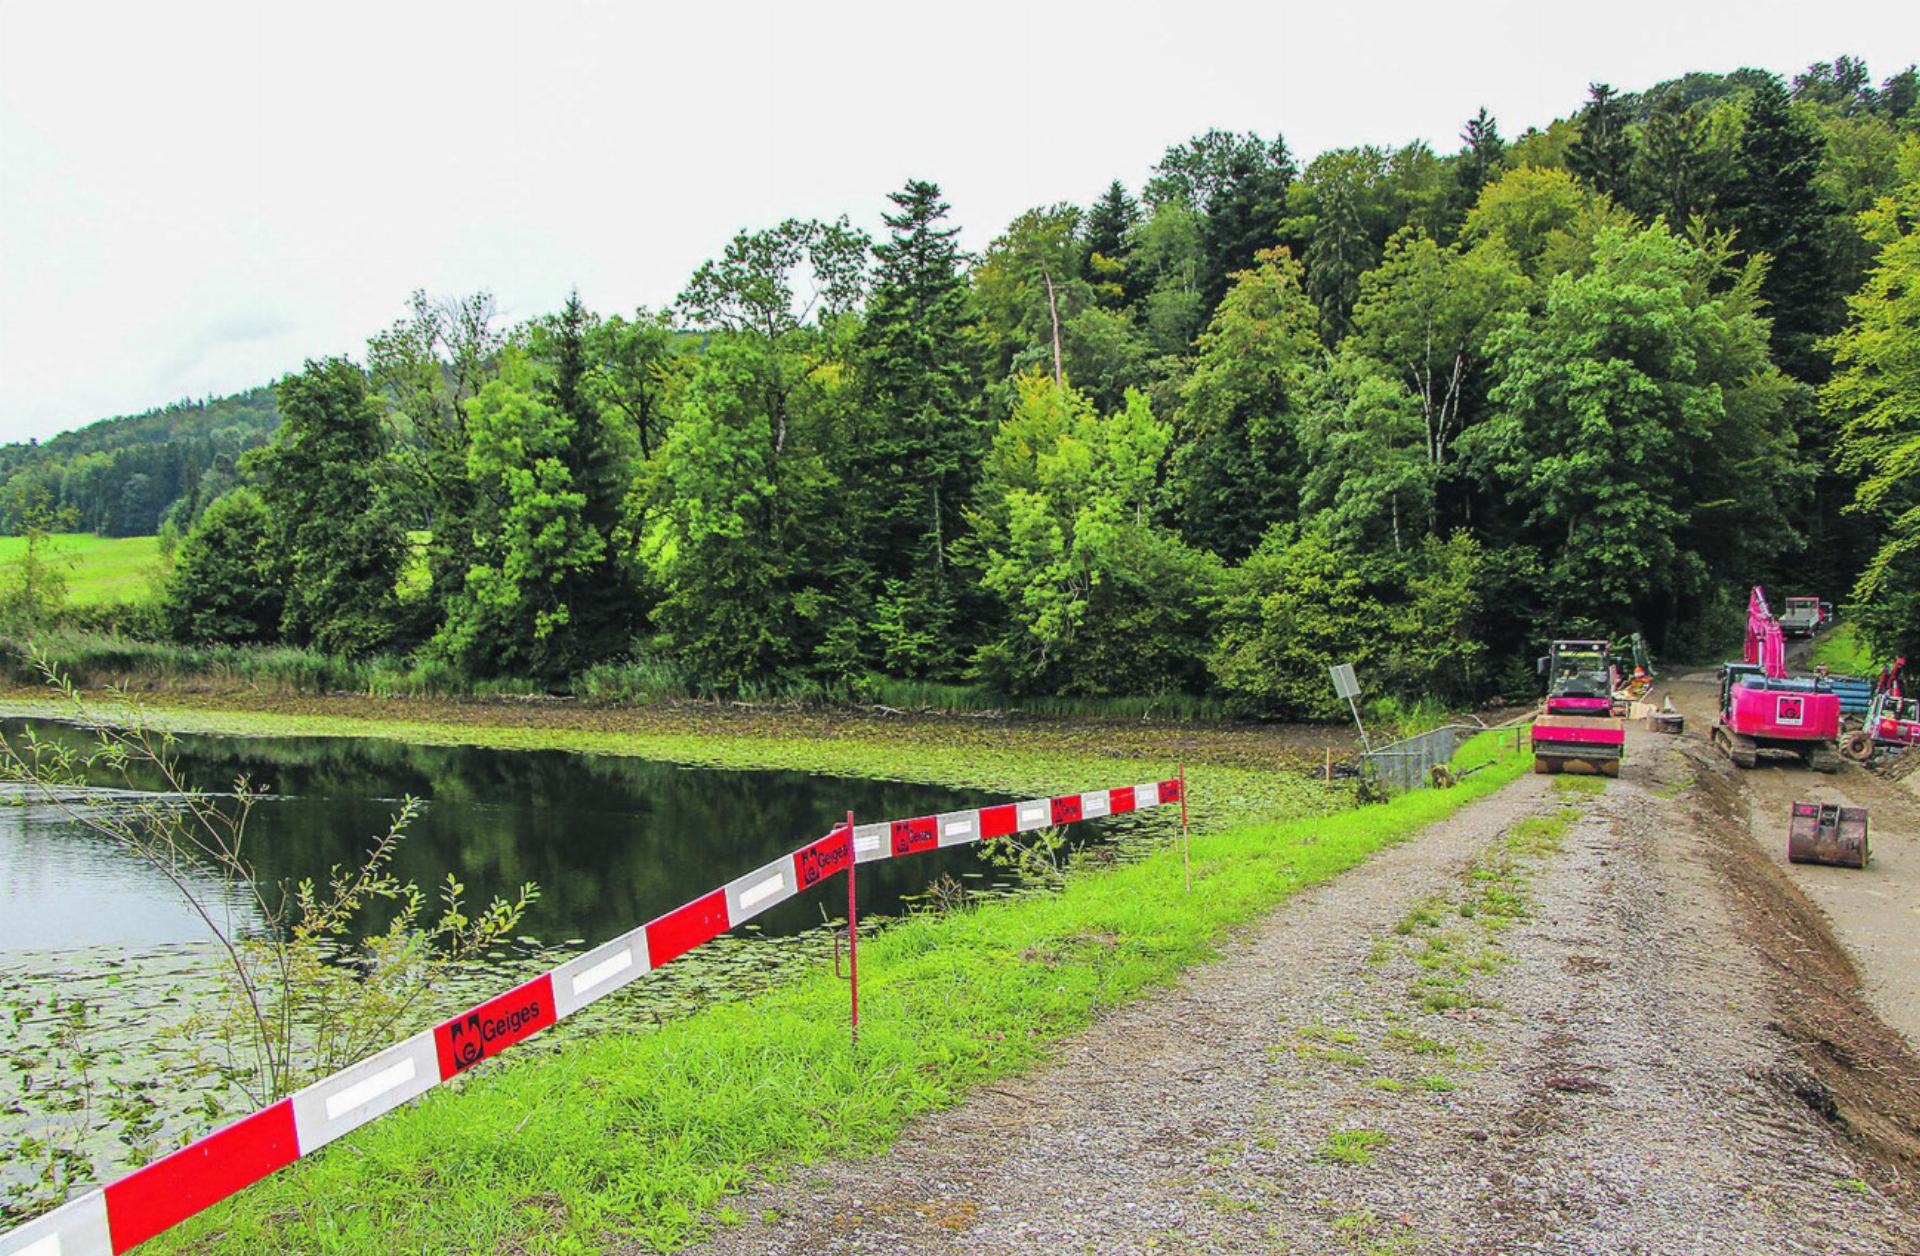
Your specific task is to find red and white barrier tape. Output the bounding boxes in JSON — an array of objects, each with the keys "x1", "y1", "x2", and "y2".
[{"x1": 0, "y1": 777, "x2": 1184, "y2": 1255}]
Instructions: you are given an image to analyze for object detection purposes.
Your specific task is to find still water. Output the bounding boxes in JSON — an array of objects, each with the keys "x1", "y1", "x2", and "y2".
[{"x1": 0, "y1": 718, "x2": 1008, "y2": 955}]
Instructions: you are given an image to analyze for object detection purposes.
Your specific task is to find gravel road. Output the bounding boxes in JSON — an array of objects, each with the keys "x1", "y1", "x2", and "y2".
[{"x1": 680, "y1": 733, "x2": 1920, "y2": 1254}]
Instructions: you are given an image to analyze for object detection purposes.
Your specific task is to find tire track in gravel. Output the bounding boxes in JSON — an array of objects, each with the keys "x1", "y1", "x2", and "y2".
[{"x1": 677, "y1": 738, "x2": 1920, "y2": 1255}]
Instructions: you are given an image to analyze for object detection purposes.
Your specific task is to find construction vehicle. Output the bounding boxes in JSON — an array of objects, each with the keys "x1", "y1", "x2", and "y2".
[
  {"x1": 1611, "y1": 633, "x2": 1655, "y2": 709},
  {"x1": 1780, "y1": 596, "x2": 1824, "y2": 638},
  {"x1": 1712, "y1": 588, "x2": 1841, "y2": 772},
  {"x1": 1839, "y1": 659, "x2": 1918, "y2": 761},
  {"x1": 1531, "y1": 638, "x2": 1625, "y2": 776}
]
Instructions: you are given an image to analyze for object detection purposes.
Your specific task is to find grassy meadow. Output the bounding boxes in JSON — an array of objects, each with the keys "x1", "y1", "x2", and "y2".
[{"x1": 0, "y1": 533, "x2": 163, "y2": 606}]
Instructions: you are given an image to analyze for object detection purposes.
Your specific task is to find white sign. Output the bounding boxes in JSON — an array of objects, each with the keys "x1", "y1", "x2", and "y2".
[{"x1": 1329, "y1": 663, "x2": 1360, "y2": 701}]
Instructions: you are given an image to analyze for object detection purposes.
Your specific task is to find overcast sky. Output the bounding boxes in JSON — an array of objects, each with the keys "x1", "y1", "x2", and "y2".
[{"x1": 0, "y1": 0, "x2": 1914, "y2": 442}]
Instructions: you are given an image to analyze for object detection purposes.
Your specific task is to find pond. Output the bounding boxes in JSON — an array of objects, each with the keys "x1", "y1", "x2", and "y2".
[{"x1": 0, "y1": 717, "x2": 1005, "y2": 954}]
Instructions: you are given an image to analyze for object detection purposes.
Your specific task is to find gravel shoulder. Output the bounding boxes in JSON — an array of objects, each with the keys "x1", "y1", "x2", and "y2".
[{"x1": 680, "y1": 734, "x2": 1920, "y2": 1255}]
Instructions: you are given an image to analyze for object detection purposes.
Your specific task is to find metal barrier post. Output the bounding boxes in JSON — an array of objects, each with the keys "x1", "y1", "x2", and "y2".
[
  {"x1": 845, "y1": 809, "x2": 859, "y2": 1049},
  {"x1": 1179, "y1": 762, "x2": 1191, "y2": 894}
]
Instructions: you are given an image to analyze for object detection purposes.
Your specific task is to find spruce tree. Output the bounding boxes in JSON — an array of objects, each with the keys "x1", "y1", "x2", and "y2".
[
  {"x1": 1084, "y1": 179, "x2": 1139, "y2": 263},
  {"x1": 852, "y1": 179, "x2": 980, "y2": 676},
  {"x1": 1721, "y1": 73, "x2": 1838, "y2": 381},
  {"x1": 536, "y1": 292, "x2": 633, "y2": 668},
  {"x1": 1567, "y1": 83, "x2": 1633, "y2": 199},
  {"x1": 1455, "y1": 108, "x2": 1505, "y2": 204}
]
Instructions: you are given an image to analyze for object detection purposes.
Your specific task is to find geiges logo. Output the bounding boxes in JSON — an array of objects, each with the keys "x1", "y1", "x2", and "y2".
[{"x1": 446, "y1": 997, "x2": 545, "y2": 1071}]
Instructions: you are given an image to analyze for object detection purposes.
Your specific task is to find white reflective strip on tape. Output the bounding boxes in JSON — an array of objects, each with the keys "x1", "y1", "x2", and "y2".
[
  {"x1": 572, "y1": 949, "x2": 633, "y2": 997},
  {"x1": 326, "y1": 1058, "x2": 416, "y2": 1122},
  {"x1": 291, "y1": 1031, "x2": 437, "y2": 1154},
  {"x1": 0, "y1": 1190, "x2": 109, "y2": 1256},
  {"x1": 1016, "y1": 800, "x2": 1050, "y2": 831},
  {"x1": 1080, "y1": 791, "x2": 1110, "y2": 818},
  {"x1": 1135, "y1": 782, "x2": 1163, "y2": 807},
  {"x1": 853, "y1": 823, "x2": 889, "y2": 864},
  {"x1": 936, "y1": 810, "x2": 979, "y2": 847},
  {"x1": 551, "y1": 922, "x2": 653, "y2": 1018},
  {"x1": 724, "y1": 855, "x2": 797, "y2": 925}
]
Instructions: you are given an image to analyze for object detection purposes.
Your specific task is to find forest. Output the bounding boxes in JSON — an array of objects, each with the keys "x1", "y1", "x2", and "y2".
[{"x1": 14, "y1": 56, "x2": 1920, "y2": 718}]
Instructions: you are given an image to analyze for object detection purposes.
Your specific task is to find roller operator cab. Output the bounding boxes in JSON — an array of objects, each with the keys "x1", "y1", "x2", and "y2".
[{"x1": 1531, "y1": 639, "x2": 1625, "y2": 777}]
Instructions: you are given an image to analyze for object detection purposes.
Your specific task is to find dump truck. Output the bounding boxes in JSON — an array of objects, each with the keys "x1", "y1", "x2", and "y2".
[
  {"x1": 1780, "y1": 596, "x2": 1824, "y2": 638},
  {"x1": 1531, "y1": 638, "x2": 1626, "y2": 777}
]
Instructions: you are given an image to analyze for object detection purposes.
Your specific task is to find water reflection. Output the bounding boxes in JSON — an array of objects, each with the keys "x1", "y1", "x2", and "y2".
[{"x1": 0, "y1": 718, "x2": 1003, "y2": 954}]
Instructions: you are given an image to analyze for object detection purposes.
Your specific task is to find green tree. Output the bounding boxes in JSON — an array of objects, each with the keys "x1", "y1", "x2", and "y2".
[
  {"x1": 1345, "y1": 229, "x2": 1528, "y2": 531},
  {"x1": 1826, "y1": 140, "x2": 1920, "y2": 660},
  {"x1": 365, "y1": 290, "x2": 502, "y2": 628},
  {"x1": 1451, "y1": 108, "x2": 1507, "y2": 224},
  {"x1": 161, "y1": 488, "x2": 283, "y2": 644},
  {"x1": 1207, "y1": 526, "x2": 1485, "y2": 717},
  {"x1": 969, "y1": 376, "x2": 1219, "y2": 695},
  {"x1": 1462, "y1": 165, "x2": 1635, "y2": 281},
  {"x1": 1632, "y1": 94, "x2": 1715, "y2": 225},
  {"x1": 254, "y1": 358, "x2": 404, "y2": 656},
  {"x1": 1567, "y1": 82, "x2": 1633, "y2": 198},
  {"x1": 1168, "y1": 248, "x2": 1323, "y2": 559},
  {"x1": 587, "y1": 307, "x2": 685, "y2": 460},
  {"x1": 1462, "y1": 223, "x2": 1799, "y2": 638},
  {"x1": 0, "y1": 484, "x2": 77, "y2": 634},
  {"x1": 1305, "y1": 165, "x2": 1371, "y2": 342},
  {"x1": 1721, "y1": 72, "x2": 1839, "y2": 380},
  {"x1": 431, "y1": 352, "x2": 610, "y2": 679},
  {"x1": 851, "y1": 179, "x2": 982, "y2": 677},
  {"x1": 1083, "y1": 179, "x2": 1140, "y2": 307}
]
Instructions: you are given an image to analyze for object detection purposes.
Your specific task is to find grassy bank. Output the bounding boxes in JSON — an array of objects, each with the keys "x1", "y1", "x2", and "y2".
[
  {"x1": 144, "y1": 730, "x2": 1530, "y2": 1253},
  {"x1": 1811, "y1": 623, "x2": 1877, "y2": 675}
]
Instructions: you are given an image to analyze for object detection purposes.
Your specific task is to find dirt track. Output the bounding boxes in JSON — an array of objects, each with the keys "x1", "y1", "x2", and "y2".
[{"x1": 683, "y1": 725, "x2": 1920, "y2": 1254}]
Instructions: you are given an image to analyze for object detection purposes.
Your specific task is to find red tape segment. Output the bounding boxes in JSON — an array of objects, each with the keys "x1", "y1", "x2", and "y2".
[
  {"x1": 5, "y1": 778, "x2": 1183, "y2": 1254},
  {"x1": 645, "y1": 888, "x2": 730, "y2": 968},
  {"x1": 793, "y1": 824, "x2": 852, "y2": 890},
  {"x1": 890, "y1": 815, "x2": 937, "y2": 857},
  {"x1": 434, "y1": 975, "x2": 557, "y2": 1080},
  {"x1": 103, "y1": 1100, "x2": 298, "y2": 1253}
]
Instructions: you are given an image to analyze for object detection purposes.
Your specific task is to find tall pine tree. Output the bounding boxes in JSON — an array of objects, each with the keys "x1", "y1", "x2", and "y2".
[
  {"x1": 1567, "y1": 83, "x2": 1633, "y2": 199},
  {"x1": 852, "y1": 179, "x2": 980, "y2": 677},
  {"x1": 1721, "y1": 73, "x2": 1838, "y2": 381}
]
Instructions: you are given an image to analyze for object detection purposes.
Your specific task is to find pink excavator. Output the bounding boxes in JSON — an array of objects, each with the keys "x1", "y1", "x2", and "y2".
[{"x1": 1711, "y1": 587, "x2": 1841, "y2": 772}]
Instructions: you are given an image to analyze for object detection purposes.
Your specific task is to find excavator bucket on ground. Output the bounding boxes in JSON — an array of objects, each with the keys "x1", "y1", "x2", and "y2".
[{"x1": 1787, "y1": 801, "x2": 1869, "y2": 868}]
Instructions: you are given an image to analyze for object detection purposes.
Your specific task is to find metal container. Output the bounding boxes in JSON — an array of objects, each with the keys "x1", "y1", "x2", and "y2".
[{"x1": 1787, "y1": 801, "x2": 1870, "y2": 868}]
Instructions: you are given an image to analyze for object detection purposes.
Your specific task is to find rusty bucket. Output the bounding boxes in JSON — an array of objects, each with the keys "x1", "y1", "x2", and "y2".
[{"x1": 1787, "y1": 801, "x2": 1870, "y2": 869}]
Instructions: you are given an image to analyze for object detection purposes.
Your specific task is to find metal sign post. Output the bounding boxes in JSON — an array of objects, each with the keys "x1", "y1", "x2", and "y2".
[{"x1": 1329, "y1": 662, "x2": 1371, "y2": 753}]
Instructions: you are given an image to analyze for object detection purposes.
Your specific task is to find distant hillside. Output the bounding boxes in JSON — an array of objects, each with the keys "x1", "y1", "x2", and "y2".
[{"x1": 0, "y1": 386, "x2": 279, "y2": 536}]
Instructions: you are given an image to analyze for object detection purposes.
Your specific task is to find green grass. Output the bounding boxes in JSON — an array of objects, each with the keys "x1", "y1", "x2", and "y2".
[
  {"x1": 1811, "y1": 623, "x2": 1877, "y2": 675},
  {"x1": 1314, "y1": 1128, "x2": 1389, "y2": 1166},
  {"x1": 0, "y1": 534, "x2": 162, "y2": 606},
  {"x1": 139, "y1": 730, "x2": 1530, "y2": 1254}
]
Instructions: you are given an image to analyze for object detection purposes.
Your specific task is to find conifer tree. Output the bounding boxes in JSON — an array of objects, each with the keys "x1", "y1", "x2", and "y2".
[
  {"x1": 852, "y1": 180, "x2": 980, "y2": 676},
  {"x1": 1721, "y1": 73, "x2": 1838, "y2": 380},
  {"x1": 1567, "y1": 83, "x2": 1633, "y2": 199}
]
